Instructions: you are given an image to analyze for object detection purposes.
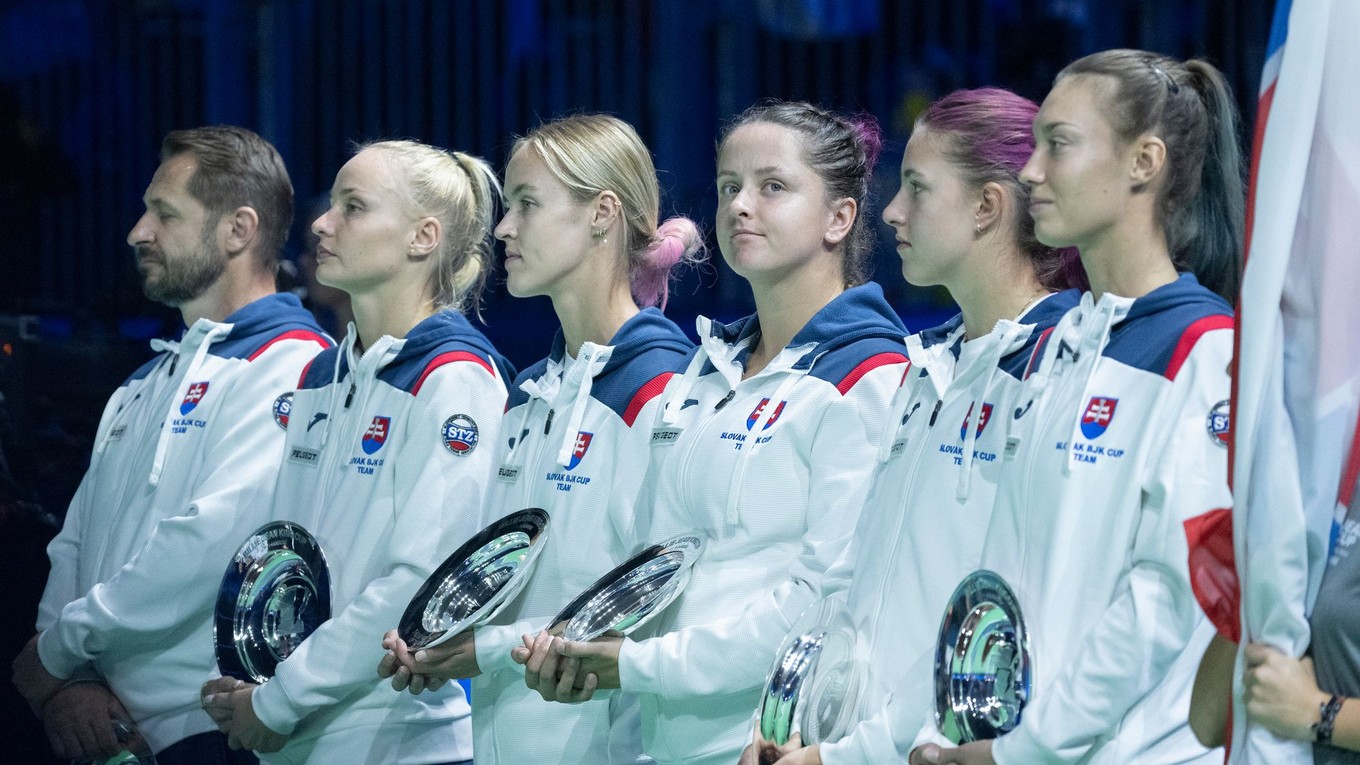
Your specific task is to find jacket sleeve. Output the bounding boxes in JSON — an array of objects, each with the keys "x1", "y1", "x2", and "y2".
[
  {"x1": 35, "y1": 341, "x2": 321, "y2": 679},
  {"x1": 252, "y1": 361, "x2": 505, "y2": 734},
  {"x1": 37, "y1": 384, "x2": 136, "y2": 633},
  {"x1": 992, "y1": 328, "x2": 1232, "y2": 764},
  {"x1": 819, "y1": 646, "x2": 941, "y2": 765},
  {"x1": 475, "y1": 618, "x2": 537, "y2": 676},
  {"x1": 617, "y1": 360, "x2": 906, "y2": 699}
]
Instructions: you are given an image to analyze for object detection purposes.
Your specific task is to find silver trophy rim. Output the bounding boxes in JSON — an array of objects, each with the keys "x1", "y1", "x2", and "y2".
[
  {"x1": 396, "y1": 507, "x2": 551, "y2": 651},
  {"x1": 214, "y1": 520, "x2": 331, "y2": 683},
  {"x1": 544, "y1": 533, "x2": 704, "y2": 642},
  {"x1": 755, "y1": 601, "x2": 863, "y2": 747},
  {"x1": 934, "y1": 568, "x2": 1032, "y2": 744}
]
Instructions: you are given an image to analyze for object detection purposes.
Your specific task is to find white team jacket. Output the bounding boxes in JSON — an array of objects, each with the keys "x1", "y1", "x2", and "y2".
[
  {"x1": 817, "y1": 291, "x2": 1080, "y2": 765},
  {"x1": 471, "y1": 307, "x2": 692, "y2": 765},
  {"x1": 924, "y1": 273, "x2": 1231, "y2": 764},
  {"x1": 249, "y1": 310, "x2": 512, "y2": 765},
  {"x1": 37, "y1": 293, "x2": 330, "y2": 754},
  {"x1": 615, "y1": 284, "x2": 910, "y2": 765}
]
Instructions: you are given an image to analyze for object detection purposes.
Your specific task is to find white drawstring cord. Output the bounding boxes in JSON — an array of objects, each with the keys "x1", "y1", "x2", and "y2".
[{"x1": 149, "y1": 324, "x2": 229, "y2": 486}]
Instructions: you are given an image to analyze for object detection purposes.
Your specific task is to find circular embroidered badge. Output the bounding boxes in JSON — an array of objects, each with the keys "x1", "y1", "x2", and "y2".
[
  {"x1": 442, "y1": 414, "x2": 479, "y2": 456},
  {"x1": 1206, "y1": 399, "x2": 1230, "y2": 448},
  {"x1": 272, "y1": 392, "x2": 293, "y2": 430}
]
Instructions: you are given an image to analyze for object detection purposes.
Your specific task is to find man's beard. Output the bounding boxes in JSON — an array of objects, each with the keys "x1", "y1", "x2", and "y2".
[{"x1": 138, "y1": 223, "x2": 227, "y2": 306}]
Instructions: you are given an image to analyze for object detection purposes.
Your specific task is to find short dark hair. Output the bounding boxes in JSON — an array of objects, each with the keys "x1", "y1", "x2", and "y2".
[{"x1": 161, "y1": 126, "x2": 294, "y2": 269}]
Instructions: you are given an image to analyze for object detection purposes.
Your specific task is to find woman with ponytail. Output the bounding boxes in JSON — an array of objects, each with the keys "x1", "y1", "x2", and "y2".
[
  {"x1": 748, "y1": 87, "x2": 1086, "y2": 765},
  {"x1": 377, "y1": 114, "x2": 704, "y2": 765},
  {"x1": 203, "y1": 140, "x2": 514, "y2": 765},
  {"x1": 912, "y1": 50, "x2": 1243, "y2": 765},
  {"x1": 516, "y1": 100, "x2": 911, "y2": 765}
]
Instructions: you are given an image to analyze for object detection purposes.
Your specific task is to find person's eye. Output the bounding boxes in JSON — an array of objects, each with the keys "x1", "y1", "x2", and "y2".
[
  {"x1": 763, "y1": 181, "x2": 784, "y2": 193},
  {"x1": 718, "y1": 182, "x2": 738, "y2": 196}
]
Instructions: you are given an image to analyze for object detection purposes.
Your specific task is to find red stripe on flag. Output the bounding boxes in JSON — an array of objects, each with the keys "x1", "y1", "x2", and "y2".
[
  {"x1": 1243, "y1": 81, "x2": 1278, "y2": 267},
  {"x1": 1338, "y1": 409, "x2": 1360, "y2": 506}
]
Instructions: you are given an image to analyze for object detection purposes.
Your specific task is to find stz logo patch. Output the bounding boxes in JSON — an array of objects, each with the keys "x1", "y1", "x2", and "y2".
[
  {"x1": 960, "y1": 402, "x2": 994, "y2": 441},
  {"x1": 362, "y1": 416, "x2": 391, "y2": 454},
  {"x1": 442, "y1": 414, "x2": 479, "y2": 456},
  {"x1": 566, "y1": 432, "x2": 593, "y2": 470},
  {"x1": 746, "y1": 399, "x2": 787, "y2": 431},
  {"x1": 1080, "y1": 397, "x2": 1118, "y2": 439},
  {"x1": 181, "y1": 382, "x2": 209, "y2": 415},
  {"x1": 1206, "y1": 399, "x2": 1231, "y2": 448},
  {"x1": 272, "y1": 392, "x2": 293, "y2": 430}
]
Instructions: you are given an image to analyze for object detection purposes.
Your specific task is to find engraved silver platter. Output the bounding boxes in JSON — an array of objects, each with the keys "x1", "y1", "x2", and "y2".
[
  {"x1": 397, "y1": 508, "x2": 550, "y2": 651},
  {"x1": 215, "y1": 521, "x2": 331, "y2": 683},
  {"x1": 934, "y1": 569, "x2": 1032, "y2": 743},
  {"x1": 755, "y1": 597, "x2": 864, "y2": 747},
  {"x1": 546, "y1": 534, "x2": 703, "y2": 642}
]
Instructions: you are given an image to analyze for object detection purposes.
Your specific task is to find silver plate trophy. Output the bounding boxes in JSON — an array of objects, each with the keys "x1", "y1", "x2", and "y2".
[
  {"x1": 215, "y1": 521, "x2": 331, "y2": 684},
  {"x1": 546, "y1": 534, "x2": 703, "y2": 642},
  {"x1": 935, "y1": 569, "x2": 1032, "y2": 743},
  {"x1": 755, "y1": 596, "x2": 865, "y2": 748},
  {"x1": 397, "y1": 508, "x2": 551, "y2": 651}
]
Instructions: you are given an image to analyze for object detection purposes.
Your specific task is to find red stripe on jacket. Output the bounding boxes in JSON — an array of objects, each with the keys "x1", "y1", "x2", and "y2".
[{"x1": 836, "y1": 352, "x2": 908, "y2": 396}]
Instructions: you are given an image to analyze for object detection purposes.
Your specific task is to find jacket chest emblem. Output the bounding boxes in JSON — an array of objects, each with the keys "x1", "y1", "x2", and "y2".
[
  {"x1": 1079, "y1": 396, "x2": 1118, "y2": 439},
  {"x1": 961, "y1": 402, "x2": 994, "y2": 441},
  {"x1": 180, "y1": 381, "x2": 209, "y2": 415},
  {"x1": 745, "y1": 398, "x2": 787, "y2": 431},
  {"x1": 565, "y1": 431, "x2": 593, "y2": 470},
  {"x1": 361, "y1": 416, "x2": 391, "y2": 454}
]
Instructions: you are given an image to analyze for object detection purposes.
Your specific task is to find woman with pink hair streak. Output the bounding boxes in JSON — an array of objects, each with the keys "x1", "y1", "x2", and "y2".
[{"x1": 745, "y1": 87, "x2": 1085, "y2": 765}]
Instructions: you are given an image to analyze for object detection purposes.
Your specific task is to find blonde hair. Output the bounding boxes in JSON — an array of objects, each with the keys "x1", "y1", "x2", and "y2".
[
  {"x1": 514, "y1": 114, "x2": 704, "y2": 308},
  {"x1": 360, "y1": 140, "x2": 501, "y2": 314}
]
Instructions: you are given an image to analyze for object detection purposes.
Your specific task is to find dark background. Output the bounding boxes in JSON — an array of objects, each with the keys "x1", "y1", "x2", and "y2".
[{"x1": 0, "y1": 0, "x2": 1273, "y2": 760}]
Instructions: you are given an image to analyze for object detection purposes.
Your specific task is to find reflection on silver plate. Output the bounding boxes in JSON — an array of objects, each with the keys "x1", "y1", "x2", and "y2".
[
  {"x1": 935, "y1": 569, "x2": 1032, "y2": 743},
  {"x1": 755, "y1": 597, "x2": 864, "y2": 747},
  {"x1": 546, "y1": 534, "x2": 703, "y2": 643},
  {"x1": 215, "y1": 521, "x2": 331, "y2": 684},
  {"x1": 397, "y1": 508, "x2": 550, "y2": 651}
]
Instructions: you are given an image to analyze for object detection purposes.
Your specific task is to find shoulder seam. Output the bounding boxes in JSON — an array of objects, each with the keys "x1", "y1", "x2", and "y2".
[
  {"x1": 1164, "y1": 315, "x2": 1233, "y2": 380},
  {"x1": 622, "y1": 371, "x2": 675, "y2": 427},
  {"x1": 836, "y1": 351, "x2": 909, "y2": 396},
  {"x1": 247, "y1": 329, "x2": 331, "y2": 362},
  {"x1": 412, "y1": 350, "x2": 494, "y2": 395},
  {"x1": 1023, "y1": 326, "x2": 1057, "y2": 380}
]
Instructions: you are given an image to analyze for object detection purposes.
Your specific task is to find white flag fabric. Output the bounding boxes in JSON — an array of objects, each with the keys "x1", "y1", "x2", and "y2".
[{"x1": 1229, "y1": 0, "x2": 1360, "y2": 762}]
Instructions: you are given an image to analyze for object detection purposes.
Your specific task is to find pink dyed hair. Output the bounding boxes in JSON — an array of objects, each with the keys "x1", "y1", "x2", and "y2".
[{"x1": 917, "y1": 88, "x2": 1087, "y2": 292}]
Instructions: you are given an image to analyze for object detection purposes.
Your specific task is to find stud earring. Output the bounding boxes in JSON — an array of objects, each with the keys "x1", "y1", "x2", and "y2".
[{"x1": 592, "y1": 226, "x2": 607, "y2": 244}]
